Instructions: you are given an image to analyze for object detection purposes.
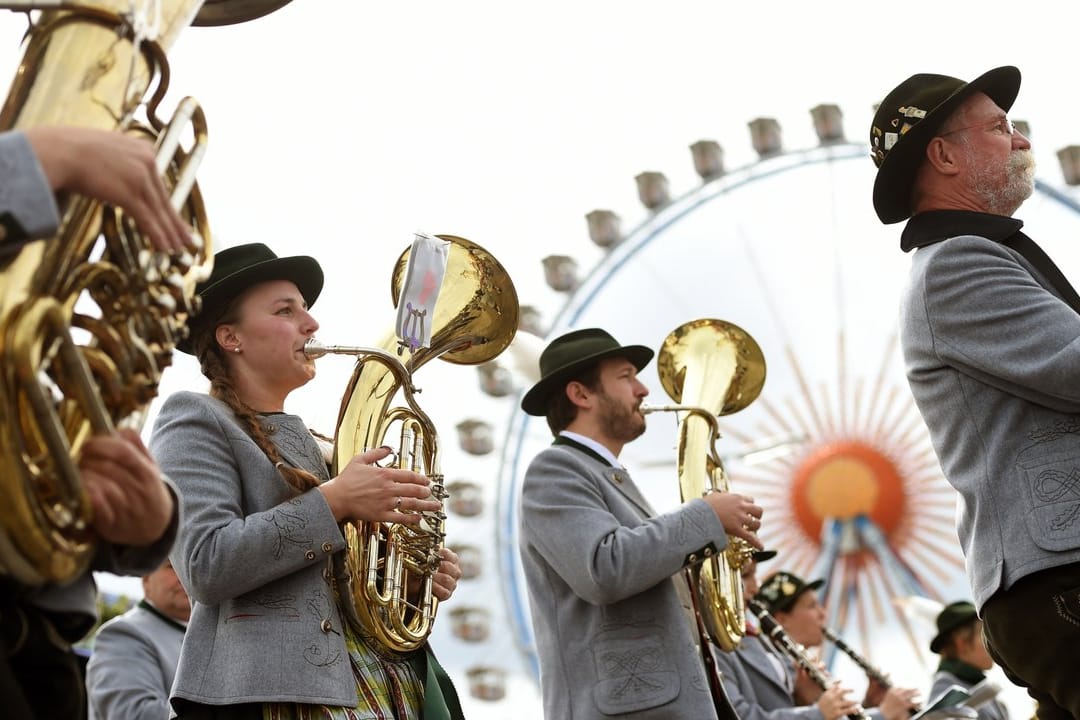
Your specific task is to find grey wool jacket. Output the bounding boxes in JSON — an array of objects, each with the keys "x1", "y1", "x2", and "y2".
[
  {"x1": 900, "y1": 211, "x2": 1080, "y2": 609},
  {"x1": 86, "y1": 601, "x2": 185, "y2": 720},
  {"x1": 519, "y1": 439, "x2": 730, "y2": 719},
  {"x1": 713, "y1": 634, "x2": 824, "y2": 720},
  {"x1": 928, "y1": 669, "x2": 1009, "y2": 720},
  {"x1": 150, "y1": 391, "x2": 353, "y2": 709}
]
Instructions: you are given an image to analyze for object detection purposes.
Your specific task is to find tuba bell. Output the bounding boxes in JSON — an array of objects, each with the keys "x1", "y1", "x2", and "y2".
[
  {"x1": 305, "y1": 234, "x2": 518, "y2": 655},
  {"x1": 642, "y1": 318, "x2": 766, "y2": 651},
  {"x1": 0, "y1": 0, "x2": 293, "y2": 586}
]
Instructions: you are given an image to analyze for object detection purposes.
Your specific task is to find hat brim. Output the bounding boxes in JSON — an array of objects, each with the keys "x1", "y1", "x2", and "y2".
[
  {"x1": 520, "y1": 344, "x2": 654, "y2": 416},
  {"x1": 751, "y1": 549, "x2": 778, "y2": 563},
  {"x1": 177, "y1": 255, "x2": 324, "y2": 355},
  {"x1": 929, "y1": 609, "x2": 978, "y2": 653},
  {"x1": 873, "y1": 65, "x2": 1021, "y2": 224}
]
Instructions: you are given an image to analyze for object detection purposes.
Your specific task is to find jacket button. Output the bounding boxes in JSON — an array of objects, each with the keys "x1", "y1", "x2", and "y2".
[
  {"x1": 322, "y1": 542, "x2": 333, "y2": 553},
  {"x1": 320, "y1": 619, "x2": 333, "y2": 633},
  {"x1": 305, "y1": 550, "x2": 316, "y2": 561}
]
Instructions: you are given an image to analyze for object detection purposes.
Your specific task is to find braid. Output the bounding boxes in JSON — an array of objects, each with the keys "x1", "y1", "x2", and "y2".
[{"x1": 192, "y1": 315, "x2": 320, "y2": 494}]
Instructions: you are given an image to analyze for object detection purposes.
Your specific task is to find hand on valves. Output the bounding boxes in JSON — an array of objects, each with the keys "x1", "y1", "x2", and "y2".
[
  {"x1": 317, "y1": 446, "x2": 442, "y2": 524},
  {"x1": 703, "y1": 490, "x2": 764, "y2": 549}
]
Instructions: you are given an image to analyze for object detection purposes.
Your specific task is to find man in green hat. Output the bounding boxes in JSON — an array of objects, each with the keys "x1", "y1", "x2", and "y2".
[
  {"x1": 517, "y1": 327, "x2": 764, "y2": 719},
  {"x1": 871, "y1": 66, "x2": 1080, "y2": 720},
  {"x1": 928, "y1": 601, "x2": 1009, "y2": 720}
]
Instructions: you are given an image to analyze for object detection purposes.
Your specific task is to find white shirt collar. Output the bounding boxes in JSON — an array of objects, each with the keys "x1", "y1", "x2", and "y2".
[{"x1": 559, "y1": 430, "x2": 621, "y2": 469}]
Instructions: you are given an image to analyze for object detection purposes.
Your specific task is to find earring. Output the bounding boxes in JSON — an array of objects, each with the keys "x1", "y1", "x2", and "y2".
[{"x1": 233, "y1": 347, "x2": 241, "y2": 354}]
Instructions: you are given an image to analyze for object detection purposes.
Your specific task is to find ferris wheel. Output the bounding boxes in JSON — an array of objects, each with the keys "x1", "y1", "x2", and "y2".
[{"x1": 424, "y1": 107, "x2": 1080, "y2": 719}]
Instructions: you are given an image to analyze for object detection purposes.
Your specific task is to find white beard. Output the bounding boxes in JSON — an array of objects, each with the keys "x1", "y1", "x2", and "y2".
[{"x1": 970, "y1": 148, "x2": 1036, "y2": 216}]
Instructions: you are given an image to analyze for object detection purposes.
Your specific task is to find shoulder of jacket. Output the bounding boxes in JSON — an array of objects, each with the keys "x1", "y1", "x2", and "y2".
[
  {"x1": 532, "y1": 443, "x2": 606, "y2": 470},
  {"x1": 916, "y1": 234, "x2": 1001, "y2": 259},
  {"x1": 160, "y1": 391, "x2": 235, "y2": 420}
]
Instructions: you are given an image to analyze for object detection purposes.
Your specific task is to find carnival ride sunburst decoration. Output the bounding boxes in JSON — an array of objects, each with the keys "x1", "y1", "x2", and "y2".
[{"x1": 722, "y1": 329, "x2": 964, "y2": 669}]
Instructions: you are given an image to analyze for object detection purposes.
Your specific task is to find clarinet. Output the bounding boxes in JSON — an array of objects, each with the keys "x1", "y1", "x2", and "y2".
[
  {"x1": 822, "y1": 626, "x2": 892, "y2": 689},
  {"x1": 747, "y1": 599, "x2": 870, "y2": 720}
]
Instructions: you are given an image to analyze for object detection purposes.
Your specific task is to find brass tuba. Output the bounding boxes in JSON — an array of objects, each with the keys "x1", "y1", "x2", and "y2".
[
  {"x1": 642, "y1": 318, "x2": 766, "y2": 652},
  {"x1": 0, "y1": 0, "x2": 291, "y2": 586},
  {"x1": 305, "y1": 234, "x2": 518, "y2": 655}
]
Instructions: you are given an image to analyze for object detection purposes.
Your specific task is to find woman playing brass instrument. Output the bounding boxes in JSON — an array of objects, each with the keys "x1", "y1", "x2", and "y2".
[{"x1": 149, "y1": 243, "x2": 463, "y2": 719}]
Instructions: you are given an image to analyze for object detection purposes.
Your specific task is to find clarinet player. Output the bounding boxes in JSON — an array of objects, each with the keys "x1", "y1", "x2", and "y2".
[
  {"x1": 751, "y1": 571, "x2": 920, "y2": 720},
  {"x1": 714, "y1": 552, "x2": 863, "y2": 720}
]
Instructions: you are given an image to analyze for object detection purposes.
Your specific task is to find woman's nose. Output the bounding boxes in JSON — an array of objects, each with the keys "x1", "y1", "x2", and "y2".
[{"x1": 303, "y1": 311, "x2": 320, "y2": 334}]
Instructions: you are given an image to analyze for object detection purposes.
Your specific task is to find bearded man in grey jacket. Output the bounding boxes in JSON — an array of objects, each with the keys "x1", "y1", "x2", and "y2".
[
  {"x1": 518, "y1": 327, "x2": 764, "y2": 719},
  {"x1": 871, "y1": 66, "x2": 1080, "y2": 720}
]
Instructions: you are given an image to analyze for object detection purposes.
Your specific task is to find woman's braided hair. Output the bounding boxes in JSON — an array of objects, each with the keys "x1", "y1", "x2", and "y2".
[{"x1": 190, "y1": 297, "x2": 320, "y2": 494}]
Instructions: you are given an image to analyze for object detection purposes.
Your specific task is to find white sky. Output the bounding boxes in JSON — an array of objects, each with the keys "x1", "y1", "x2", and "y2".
[
  {"x1": 2, "y1": 1, "x2": 1076, "y2": 716},
  {"x1": 4, "y1": 3, "x2": 1078, "y2": 425}
]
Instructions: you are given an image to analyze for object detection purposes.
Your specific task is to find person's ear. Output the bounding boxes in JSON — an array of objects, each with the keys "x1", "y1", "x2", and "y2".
[
  {"x1": 925, "y1": 137, "x2": 963, "y2": 176},
  {"x1": 565, "y1": 380, "x2": 593, "y2": 410},
  {"x1": 215, "y1": 324, "x2": 240, "y2": 354}
]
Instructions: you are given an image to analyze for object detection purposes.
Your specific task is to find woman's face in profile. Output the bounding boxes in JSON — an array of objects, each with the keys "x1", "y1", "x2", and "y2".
[{"x1": 225, "y1": 279, "x2": 320, "y2": 394}]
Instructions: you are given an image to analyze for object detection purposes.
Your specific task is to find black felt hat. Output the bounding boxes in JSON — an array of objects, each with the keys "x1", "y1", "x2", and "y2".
[
  {"x1": 178, "y1": 242, "x2": 323, "y2": 354},
  {"x1": 929, "y1": 600, "x2": 978, "y2": 653},
  {"x1": 520, "y1": 328, "x2": 653, "y2": 416},
  {"x1": 869, "y1": 66, "x2": 1021, "y2": 224},
  {"x1": 754, "y1": 571, "x2": 824, "y2": 614}
]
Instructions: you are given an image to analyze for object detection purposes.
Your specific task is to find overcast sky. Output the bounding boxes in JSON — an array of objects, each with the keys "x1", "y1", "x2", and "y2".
[
  {"x1": 4, "y1": 2, "x2": 1078, "y2": 431},
  {"x1": 2, "y1": 3, "x2": 1076, "y2": 716}
]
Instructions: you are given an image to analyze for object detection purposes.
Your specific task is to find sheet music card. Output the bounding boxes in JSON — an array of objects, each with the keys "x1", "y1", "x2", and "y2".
[{"x1": 395, "y1": 232, "x2": 448, "y2": 353}]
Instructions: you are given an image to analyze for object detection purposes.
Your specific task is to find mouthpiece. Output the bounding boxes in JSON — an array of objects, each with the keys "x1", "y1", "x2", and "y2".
[
  {"x1": 639, "y1": 403, "x2": 693, "y2": 415},
  {"x1": 303, "y1": 339, "x2": 386, "y2": 360},
  {"x1": 304, "y1": 339, "x2": 331, "y2": 359}
]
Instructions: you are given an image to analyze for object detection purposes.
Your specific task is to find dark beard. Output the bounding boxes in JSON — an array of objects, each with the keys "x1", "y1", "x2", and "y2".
[{"x1": 597, "y1": 390, "x2": 646, "y2": 443}]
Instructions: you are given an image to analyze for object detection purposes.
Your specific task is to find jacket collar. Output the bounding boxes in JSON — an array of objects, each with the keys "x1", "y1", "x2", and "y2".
[
  {"x1": 138, "y1": 599, "x2": 187, "y2": 632},
  {"x1": 936, "y1": 657, "x2": 986, "y2": 685},
  {"x1": 555, "y1": 431, "x2": 618, "y2": 468},
  {"x1": 552, "y1": 434, "x2": 656, "y2": 517},
  {"x1": 900, "y1": 210, "x2": 1023, "y2": 252},
  {"x1": 742, "y1": 635, "x2": 791, "y2": 693}
]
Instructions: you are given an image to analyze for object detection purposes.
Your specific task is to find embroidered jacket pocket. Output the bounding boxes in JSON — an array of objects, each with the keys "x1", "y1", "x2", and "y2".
[
  {"x1": 591, "y1": 624, "x2": 679, "y2": 715},
  {"x1": 1015, "y1": 441, "x2": 1080, "y2": 551}
]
